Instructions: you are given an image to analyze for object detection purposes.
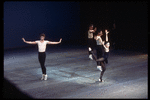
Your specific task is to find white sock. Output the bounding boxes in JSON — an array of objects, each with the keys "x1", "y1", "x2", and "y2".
[
  {"x1": 89, "y1": 54, "x2": 93, "y2": 60},
  {"x1": 97, "y1": 66, "x2": 102, "y2": 71},
  {"x1": 41, "y1": 74, "x2": 45, "y2": 80},
  {"x1": 88, "y1": 47, "x2": 92, "y2": 51},
  {"x1": 44, "y1": 74, "x2": 47, "y2": 80}
]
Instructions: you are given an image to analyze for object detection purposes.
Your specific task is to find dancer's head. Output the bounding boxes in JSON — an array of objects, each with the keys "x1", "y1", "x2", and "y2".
[
  {"x1": 40, "y1": 33, "x2": 45, "y2": 40},
  {"x1": 105, "y1": 42, "x2": 110, "y2": 48},
  {"x1": 97, "y1": 29, "x2": 103, "y2": 36},
  {"x1": 89, "y1": 24, "x2": 94, "y2": 30}
]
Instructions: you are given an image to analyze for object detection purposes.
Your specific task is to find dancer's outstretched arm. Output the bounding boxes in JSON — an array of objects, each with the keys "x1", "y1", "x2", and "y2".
[
  {"x1": 47, "y1": 38, "x2": 62, "y2": 44},
  {"x1": 22, "y1": 38, "x2": 37, "y2": 44}
]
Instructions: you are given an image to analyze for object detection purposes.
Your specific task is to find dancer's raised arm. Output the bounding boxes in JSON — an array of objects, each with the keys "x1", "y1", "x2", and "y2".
[
  {"x1": 22, "y1": 38, "x2": 37, "y2": 44},
  {"x1": 47, "y1": 38, "x2": 62, "y2": 44},
  {"x1": 105, "y1": 29, "x2": 109, "y2": 42}
]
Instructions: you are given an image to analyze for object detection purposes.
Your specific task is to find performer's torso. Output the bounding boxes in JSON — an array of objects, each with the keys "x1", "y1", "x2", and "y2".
[
  {"x1": 96, "y1": 36, "x2": 102, "y2": 45},
  {"x1": 88, "y1": 30, "x2": 93, "y2": 39},
  {"x1": 35, "y1": 40, "x2": 49, "y2": 52}
]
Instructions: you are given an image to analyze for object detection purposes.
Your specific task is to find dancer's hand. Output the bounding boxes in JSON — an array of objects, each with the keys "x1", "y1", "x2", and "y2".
[
  {"x1": 94, "y1": 27, "x2": 97, "y2": 31},
  {"x1": 22, "y1": 38, "x2": 26, "y2": 42},
  {"x1": 59, "y1": 38, "x2": 62, "y2": 43},
  {"x1": 105, "y1": 30, "x2": 109, "y2": 34}
]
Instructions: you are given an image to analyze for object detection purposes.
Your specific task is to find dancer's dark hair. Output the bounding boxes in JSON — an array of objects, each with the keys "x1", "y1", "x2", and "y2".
[
  {"x1": 105, "y1": 41, "x2": 109, "y2": 45},
  {"x1": 40, "y1": 33, "x2": 45, "y2": 37},
  {"x1": 97, "y1": 29, "x2": 102, "y2": 33},
  {"x1": 89, "y1": 24, "x2": 94, "y2": 28}
]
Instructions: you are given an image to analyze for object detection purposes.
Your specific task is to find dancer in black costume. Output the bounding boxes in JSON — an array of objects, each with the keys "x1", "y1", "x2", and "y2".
[
  {"x1": 93, "y1": 29, "x2": 110, "y2": 82},
  {"x1": 94, "y1": 29, "x2": 104, "y2": 71}
]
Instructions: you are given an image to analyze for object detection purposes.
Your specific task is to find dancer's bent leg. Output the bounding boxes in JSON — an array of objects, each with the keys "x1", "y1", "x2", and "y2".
[
  {"x1": 91, "y1": 51, "x2": 97, "y2": 61},
  {"x1": 97, "y1": 52, "x2": 109, "y2": 63}
]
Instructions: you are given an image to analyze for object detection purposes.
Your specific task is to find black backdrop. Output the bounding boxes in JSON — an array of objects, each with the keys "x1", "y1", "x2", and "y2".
[
  {"x1": 4, "y1": 1, "x2": 80, "y2": 49},
  {"x1": 79, "y1": 1, "x2": 148, "y2": 52},
  {"x1": 4, "y1": 1, "x2": 148, "y2": 52}
]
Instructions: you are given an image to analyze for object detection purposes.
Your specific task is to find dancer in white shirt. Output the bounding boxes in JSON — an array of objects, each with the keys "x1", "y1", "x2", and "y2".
[
  {"x1": 22, "y1": 33, "x2": 62, "y2": 80},
  {"x1": 88, "y1": 24, "x2": 97, "y2": 60}
]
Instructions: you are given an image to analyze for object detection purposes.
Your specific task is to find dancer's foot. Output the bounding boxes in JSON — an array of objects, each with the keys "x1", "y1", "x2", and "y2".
[
  {"x1": 97, "y1": 66, "x2": 102, "y2": 71},
  {"x1": 41, "y1": 74, "x2": 45, "y2": 80},
  {"x1": 89, "y1": 54, "x2": 93, "y2": 60},
  {"x1": 88, "y1": 47, "x2": 92, "y2": 51},
  {"x1": 99, "y1": 78, "x2": 104, "y2": 82},
  {"x1": 44, "y1": 74, "x2": 48, "y2": 80}
]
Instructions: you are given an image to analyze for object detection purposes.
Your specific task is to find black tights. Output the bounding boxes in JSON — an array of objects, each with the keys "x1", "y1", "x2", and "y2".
[
  {"x1": 88, "y1": 39, "x2": 94, "y2": 55},
  {"x1": 38, "y1": 52, "x2": 46, "y2": 74},
  {"x1": 96, "y1": 45, "x2": 104, "y2": 66},
  {"x1": 91, "y1": 49, "x2": 106, "y2": 80},
  {"x1": 100, "y1": 61, "x2": 106, "y2": 80}
]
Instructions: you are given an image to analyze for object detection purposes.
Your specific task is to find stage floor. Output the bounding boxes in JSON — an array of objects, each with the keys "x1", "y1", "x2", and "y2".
[{"x1": 4, "y1": 46, "x2": 148, "y2": 99}]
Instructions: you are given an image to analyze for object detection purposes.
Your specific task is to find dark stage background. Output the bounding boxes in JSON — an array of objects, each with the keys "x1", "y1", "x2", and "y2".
[
  {"x1": 4, "y1": 1, "x2": 148, "y2": 53},
  {"x1": 3, "y1": 1, "x2": 148, "y2": 98},
  {"x1": 4, "y1": 1, "x2": 80, "y2": 49},
  {"x1": 79, "y1": 1, "x2": 148, "y2": 52}
]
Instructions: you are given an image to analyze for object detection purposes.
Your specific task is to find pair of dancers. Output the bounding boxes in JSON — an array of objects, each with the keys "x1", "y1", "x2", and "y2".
[{"x1": 88, "y1": 24, "x2": 110, "y2": 82}]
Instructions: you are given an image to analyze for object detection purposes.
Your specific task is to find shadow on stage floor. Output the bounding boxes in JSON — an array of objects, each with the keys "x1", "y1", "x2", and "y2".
[{"x1": 3, "y1": 78, "x2": 32, "y2": 99}]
